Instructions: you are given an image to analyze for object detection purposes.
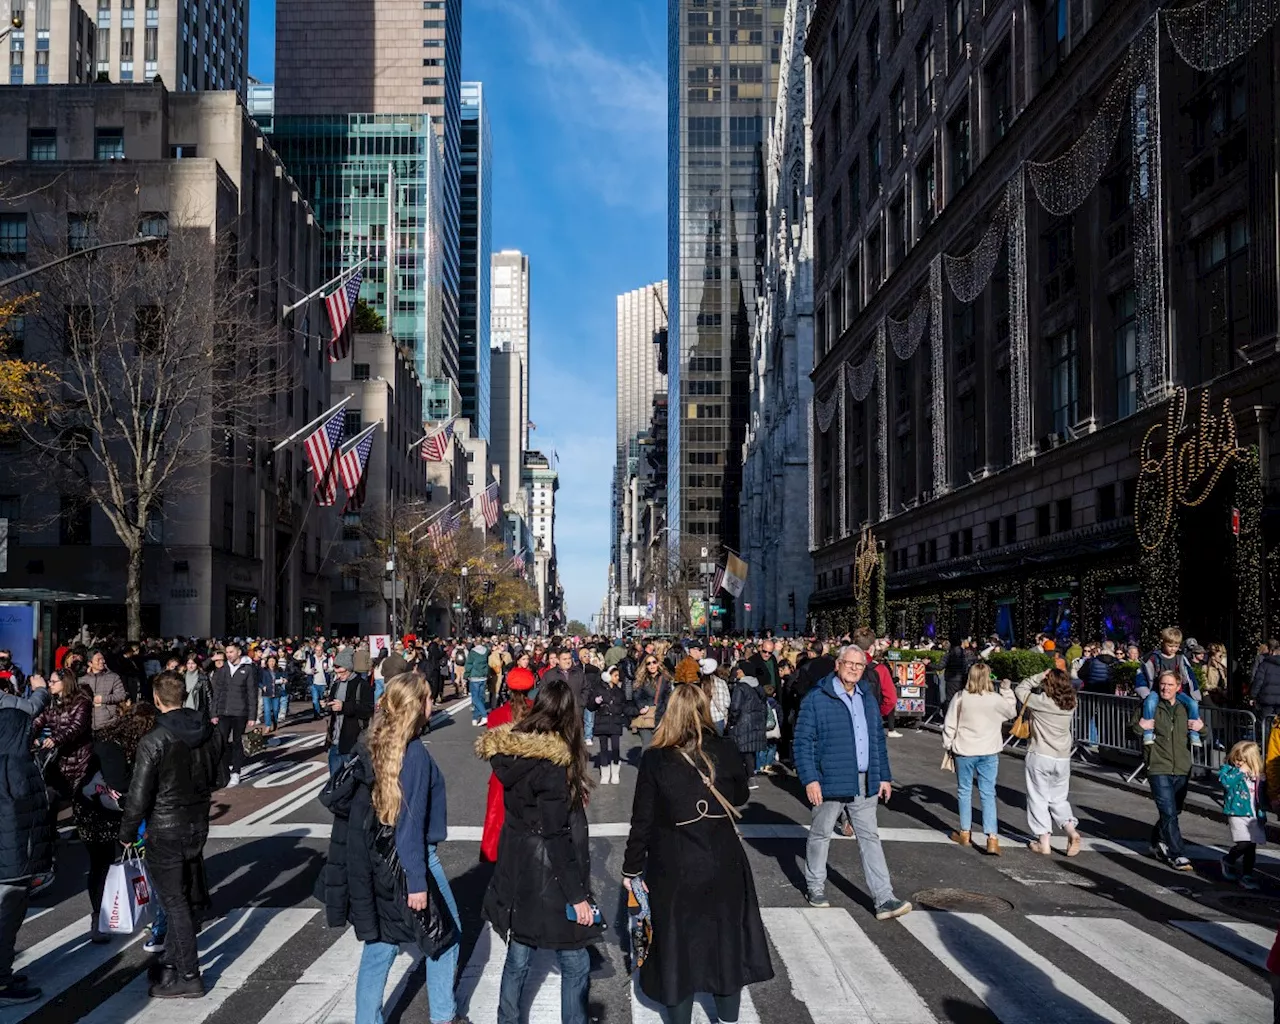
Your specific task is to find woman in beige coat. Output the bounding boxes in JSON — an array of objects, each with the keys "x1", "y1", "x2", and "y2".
[
  {"x1": 942, "y1": 663, "x2": 1015, "y2": 854},
  {"x1": 1015, "y1": 667, "x2": 1082, "y2": 855}
]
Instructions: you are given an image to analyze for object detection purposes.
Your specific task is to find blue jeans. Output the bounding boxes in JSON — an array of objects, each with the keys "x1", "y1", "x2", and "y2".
[
  {"x1": 469, "y1": 679, "x2": 488, "y2": 723},
  {"x1": 311, "y1": 683, "x2": 326, "y2": 717},
  {"x1": 955, "y1": 753, "x2": 1000, "y2": 836},
  {"x1": 583, "y1": 708, "x2": 595, "y2": 741},
  {"x1": 498, "y1": 941, "x2": 590, "y2": 1024},
  {"x1": 756, "y1": 745, "x2": 777, "y2": 771},
  {"x1": 261, "y1": 695, "x2": 281, "y2": 728},
  {"x1": 354, "y1": 845, "x2": 460, "y2": 1024},
  {"x1": 329, "y1": 744, "x2": 351, "y2": 779},
  {"x1": 374, "y1": 676, "x2": 385, "y2": 704},
  {"x1": 1141, "y1": 691, "x2": 1201, "y2": 744},
  {"x1": 1149, "y1": 772, "x2": 1189, "y2": 859},
  {"x1": 151, "y1": 901, "x2": 167, "y2": 938}
]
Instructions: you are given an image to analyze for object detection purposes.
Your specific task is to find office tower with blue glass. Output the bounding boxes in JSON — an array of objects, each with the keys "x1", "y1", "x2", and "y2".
[{"x1": 459, "y1": 81, "x2": 492, "y2": 441}]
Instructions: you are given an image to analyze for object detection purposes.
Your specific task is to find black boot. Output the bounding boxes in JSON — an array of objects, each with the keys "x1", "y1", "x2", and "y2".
[{"x1": 149, "y1": 971, "x2": 204, "y2": 998}]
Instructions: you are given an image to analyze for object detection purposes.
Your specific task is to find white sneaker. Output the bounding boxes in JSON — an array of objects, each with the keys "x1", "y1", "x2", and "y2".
[
  {"x1": 227, "y1": 772, "x2": 240, "y2": 788},
  {"x1": 886, "y1": 730, "x2": 903, "y2": 738},
  {"x1": 478, "y1": 717, "x2": 488, "y2": 726},
  {"x1": 610, "y1": 763, "x2": 621, "y2": 784}
]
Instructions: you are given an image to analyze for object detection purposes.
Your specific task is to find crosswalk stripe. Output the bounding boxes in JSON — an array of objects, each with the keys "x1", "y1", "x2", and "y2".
[
  {"x1": 759, "y1": 907, "x2": 935, "y2": 1023},
  {"x1": 457, "y1": 924, "x2": 563, "y2": 1022},
  {"x1": 79, "y1": 907, "x2": 316, "y2": 1023},
  {"x1": 0, "y1": 919, "x2": 144, "y2": 1022},
  {"x1": 899, "y1": 911, "x2": 1129, "y2": 1023},
  {"x1": 1172, "y1": 919, "x2": 1274, "y2": 970},
  {"x1": 1029, "y1": 915, "x2": 1272, "y2": 1024},
  {"x1": 262, "y1": 928, "x2": 363, "y2": 1024},
  {"x1": 629, "y1": 978, "x2": 763, "y2": 1024},
  {"x1": 318, "y1": 944, "x2": 422, "y2": 1024}
]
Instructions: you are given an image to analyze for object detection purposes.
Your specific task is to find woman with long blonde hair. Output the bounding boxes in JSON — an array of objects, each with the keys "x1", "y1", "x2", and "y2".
[
  {"x1": 624, "y1": 684, "x2": 773, "y2": 1024},
  {"x1": 331, "y1": 672, "x2": 467, "y2": 1024}
]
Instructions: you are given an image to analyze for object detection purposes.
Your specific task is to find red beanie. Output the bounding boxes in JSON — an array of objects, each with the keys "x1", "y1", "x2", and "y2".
[{"x1": 507, "y1": 667, "x2": 536, "y2": 692}]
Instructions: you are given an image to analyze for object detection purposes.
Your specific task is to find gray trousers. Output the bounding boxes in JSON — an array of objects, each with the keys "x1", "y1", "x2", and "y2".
[
  {"x1": 0, "y1": 882, "x2": 29, "y2": 985},
  {"x1": 804, "y1": 779, "x2": 896, "y2": 907}
]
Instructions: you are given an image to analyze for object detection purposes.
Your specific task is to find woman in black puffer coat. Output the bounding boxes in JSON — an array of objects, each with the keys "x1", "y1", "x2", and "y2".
[
  {"x1": 727, "y1": 674, "x2": 768, "y2": 779},
  {"x1": 476, "y1": 679, "x2": 603, "y2": 1024},
  {"x1": 584, "y1": 665, "x2": 636, "y2": 785},
  {"x1": 0, "y1": 700, "x2": 54, "y2": 955}
]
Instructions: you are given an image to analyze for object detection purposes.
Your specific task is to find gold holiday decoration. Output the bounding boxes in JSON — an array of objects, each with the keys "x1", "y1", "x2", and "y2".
[
  {"x1": 1136, "y1": 387, "x2": 1248, "y2": 551},
  {"x1": 853, "y1": 525, "x2": 879, "y2": 614}
]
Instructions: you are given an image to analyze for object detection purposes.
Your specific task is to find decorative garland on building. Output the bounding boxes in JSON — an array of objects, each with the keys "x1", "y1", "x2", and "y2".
[
  {"x1": 1132, "y1": 17, "x2": 1170, "y2": 408},
  {"x1": 887, "y1": 280, "x2": 930, "y2": 360},
  {"x1": 942, "y1": 187, "x2": 1010, "y2": 304},
  {"x1": 874, "y1": 550, "x2": 887, "y2": 635},
  {"x1": 1163, "y1": 0, "x2": 1280, "y2": 71},
  {"x1": 847, "y1": 345, "x2": 877, "y2": 401},
  {"x1": 875, "y1": 323, "x2": 889, "y2": 520},
  {"x1": 1233, "y1": 445, "x2": 1265, "y2": 661},
  {"x1": 807, "y1": 411, "x2": 816, "y2": 552},
  {"x1": 814, "y1": 364, "x2": 843, "y2": 433},
  {"x1": 853, "y1": 524, "x2": 878, "y2": 622},
  {"x1": 929, "y1": 255, "x2": 948, "y2": 488},
  {"x1": 1007, "y1": 170, "x2": 1033, "y2": 464}
]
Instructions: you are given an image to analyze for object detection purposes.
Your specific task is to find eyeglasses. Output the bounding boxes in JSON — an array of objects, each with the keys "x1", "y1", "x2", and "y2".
[{"x1": 837, "y1": 659, "x2": 866, "y2": 668}]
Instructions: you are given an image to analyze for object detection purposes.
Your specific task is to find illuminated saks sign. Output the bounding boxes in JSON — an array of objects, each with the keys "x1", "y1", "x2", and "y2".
[{"x1": 1136, "y1": 388, "x2": 1248, "y2": 551}]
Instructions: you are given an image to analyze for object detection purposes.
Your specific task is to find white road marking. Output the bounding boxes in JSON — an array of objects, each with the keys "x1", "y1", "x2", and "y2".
[
  {"x1": 760, "y1": 906, "x2": 935, "y2": 1023},
  {"x1": 0, "y1": 919, "x2": 144, "y2": 1022},
  {"x1": 264, "y1": 929, "x2": 363, "y2": 1024},
  {"x1": 1171, "y1": 919, "x2": 1273, "y2": 970},
  {"x1": 457, "y1": 924, "x2": 562, "y2": 1022},
  {"x1": 1028, "y1": 915, "x2": 1271, "y2": 1024},
  {"x1": 900, "y1": 911, "x2": 1129, "y2": 1023}
]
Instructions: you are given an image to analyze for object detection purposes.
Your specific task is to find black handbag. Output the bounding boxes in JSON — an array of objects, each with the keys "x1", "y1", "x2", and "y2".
[{"x1": 369, "y1": 822, "x2": 458, "y2": 958}]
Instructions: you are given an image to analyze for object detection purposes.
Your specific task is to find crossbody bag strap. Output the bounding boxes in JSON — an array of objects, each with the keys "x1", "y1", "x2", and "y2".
[{"x1": 679, "y1": 750, "x2": 743, "y2": 822}]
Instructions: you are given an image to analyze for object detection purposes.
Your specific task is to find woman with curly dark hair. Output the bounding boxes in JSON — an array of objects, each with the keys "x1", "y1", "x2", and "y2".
[{"x1": 1015, "y1": 667, "x2": 1082, "y2": 856}]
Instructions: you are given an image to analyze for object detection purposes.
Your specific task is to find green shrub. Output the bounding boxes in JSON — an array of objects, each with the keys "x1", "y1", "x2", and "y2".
[
  {"x1": 986, "y1": 650, "x2": 1054, "y2": 683},
  {"x1": 886, "y1": 648, "x2": 945, "y2": 666}
]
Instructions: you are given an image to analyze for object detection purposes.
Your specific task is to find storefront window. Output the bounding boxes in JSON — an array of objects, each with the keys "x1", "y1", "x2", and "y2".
[
  {"x1": 952, "y1": 602, "x2": 973, "y2": 638},
  {"x1": 921, "y1": 604, "x2": 938, "y2": 641},
  {"x1": 1102, "y1": 586, "x2": 1141, "y2": 645},
  {"x1": 994, "y1": 599, "x2": 1017, "y2": 646},
  {"x1": 1040, "y1": 591, "x2": 1074, "y2": 645}
]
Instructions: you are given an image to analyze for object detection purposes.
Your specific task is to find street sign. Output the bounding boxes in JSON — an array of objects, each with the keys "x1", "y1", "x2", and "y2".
[
  {"x1": 710, "y1": 604, "x2": 724, "y2": 614},
  {"x1": 451, "y1": 601, "x2": 463, "y2": 611}
]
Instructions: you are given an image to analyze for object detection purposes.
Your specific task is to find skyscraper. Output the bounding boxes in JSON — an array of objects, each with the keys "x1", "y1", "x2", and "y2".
[
  {"x1": 490, "y1": 342, "x2": 525, "y2": 510},
  {"x1": 273, "y1": 0, "x2": 461, "y2": 383},
  {"x1": 491, "y1": 250, "x2": 531, "y2": 450},
  {"x1": 1, "y1": 0, "x2": 247, "y2": 93},
  {"x1": 667, "y1": 0, "x2": 782, "y2": 561},
  {"x1": 459, "y1": 82, "x2": 493, "y2": 441}
]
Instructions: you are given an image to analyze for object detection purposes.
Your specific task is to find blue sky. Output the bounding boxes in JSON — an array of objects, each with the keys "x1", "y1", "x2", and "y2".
[{"x1": 250, "y1": 0, "x2": 667, "y2": 626}]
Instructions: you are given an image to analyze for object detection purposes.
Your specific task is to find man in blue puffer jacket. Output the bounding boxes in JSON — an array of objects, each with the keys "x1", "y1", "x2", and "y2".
[{"x1": 794, "y1": 645, "x2": 912, "y2": 921}]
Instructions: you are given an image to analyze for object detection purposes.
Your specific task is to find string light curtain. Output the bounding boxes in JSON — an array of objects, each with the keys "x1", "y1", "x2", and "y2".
[
  {"x1": 929, "y1": 255, "x2": 947, "y2": 485},
  {"x1": 943, "y1": 187, "x2": 1010, "y2": 303},
  {"x1": 846, "y1": 344, "x2": 878, "y2": 401},
  {"x1": 1132, "y1": 16, "x2": 1170, "y2": 407},
  {"x1": 807, "y1": 411, "x2": 816, "y2": 551},
  {"x1": 1163, "y1": 0, "x2": 1280, "y2": 70},
  {"x1": 1008, "y1": 168, "x2": 1033, "y2": 462},
  {"x1": 814, "y1": 362, "x2": 843, "y2": 432},
  {"x1": 838, "y1": 370, "x2": 849, "y2": 537},
  {"x1": 887, "y1": 280, "x2": 930, "y2": 360},
  {"x1": 876, "y1": 323, "x2": 890, "y2": 521},
  {"x1": 1025, "y1": 59, "x2": 1133, "y2": 217}
]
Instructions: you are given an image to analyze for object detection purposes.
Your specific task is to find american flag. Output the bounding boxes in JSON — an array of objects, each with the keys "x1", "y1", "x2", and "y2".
[
  {"x1": 325, "y1": 268, "x2": 363, "y2": 363},
  {"x1": 303, "y1": 407, "x2": 346, "y2": 506},
  {"x1": 479, "y1": 482, "x2": 501, "y2": 529},
  {"x1": 711, "y1": 563, "x2": 725, "y2": 597},
  {"x1": 513, "y1": 552, "x2": 526, "y2": 574},
  {"x1": 427, "y1": 510, "x2": 461, "y2": 557},
  {"x1": 338, "y1": 426, "x2": 376, "y2": 511},
  {"x1": 420, "y1": 418, "x2": 455, "y2": 461}
]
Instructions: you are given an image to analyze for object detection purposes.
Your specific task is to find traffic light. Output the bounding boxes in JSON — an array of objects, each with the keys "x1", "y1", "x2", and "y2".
[{"x1": 788, "y1": 590, "x2": 796, "y2": 610}]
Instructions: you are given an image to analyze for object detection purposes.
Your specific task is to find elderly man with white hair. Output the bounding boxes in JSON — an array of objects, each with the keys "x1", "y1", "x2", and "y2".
[{"x1": 793, "y1": 644, "x2": 912, "y2": 920}]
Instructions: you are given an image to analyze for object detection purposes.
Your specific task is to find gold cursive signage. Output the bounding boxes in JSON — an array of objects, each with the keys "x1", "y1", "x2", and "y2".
[
  {"x1": 1136, "y1": 388, "x2": 1247, "y2": 552},
  {"x1": 853, "y1": 524, "x2": 879, "y2": 615}
]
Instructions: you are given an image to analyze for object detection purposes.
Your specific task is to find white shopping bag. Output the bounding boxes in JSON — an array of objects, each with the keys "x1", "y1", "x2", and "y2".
[{"x1": 98, "y1": 849, "x2": 154, "y2": 936}]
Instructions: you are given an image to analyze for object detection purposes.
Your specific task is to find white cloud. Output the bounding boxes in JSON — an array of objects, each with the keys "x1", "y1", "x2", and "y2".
[{"x1": 477, "y1": 0, "x2": 666, "y2": 212}]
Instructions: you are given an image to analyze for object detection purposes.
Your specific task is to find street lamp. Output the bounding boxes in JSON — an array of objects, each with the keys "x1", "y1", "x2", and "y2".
[{"x1": 0, "y1": 235, "x2": 165, "y2": 290}]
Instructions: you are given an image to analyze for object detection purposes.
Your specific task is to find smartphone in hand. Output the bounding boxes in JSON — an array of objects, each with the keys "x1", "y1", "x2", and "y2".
[{"x1": 565, "y1": 902, "x2": 602, "y2": 924}]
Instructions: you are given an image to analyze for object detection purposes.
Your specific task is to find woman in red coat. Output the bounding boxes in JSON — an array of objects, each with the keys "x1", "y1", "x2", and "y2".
[{"x1": 479, "y1": 666, "x2": 535, "y2": 862}]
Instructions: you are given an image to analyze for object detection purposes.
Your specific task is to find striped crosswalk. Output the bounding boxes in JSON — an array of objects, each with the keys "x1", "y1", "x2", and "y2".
[{"x1": 4, "y1": 896, "x2": 1273, "y2": 1022}]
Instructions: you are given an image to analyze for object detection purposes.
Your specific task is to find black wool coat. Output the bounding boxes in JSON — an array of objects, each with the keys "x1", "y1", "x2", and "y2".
[
  {"x1": 476, "y1": 726, "x2": 602, "y2": 950},
  {"x1": 622, "y1": 731, "x2": 773, "y2": 1005},
  {"x1": 583, "y1": 679, "x2": 637, "y2": 736},
  {"x1": 0, "y1": 705, "x2": 53, "y2": 883},
  {"x1": 727, "y1": 678, "x2": 768, "y2": 753}
]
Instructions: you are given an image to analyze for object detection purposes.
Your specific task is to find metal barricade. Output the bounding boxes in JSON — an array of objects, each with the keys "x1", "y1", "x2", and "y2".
[
  {"x1": 1193, "y1": 705, "x2": 1258, "y2": 773},
  {"x1": 1072, "y1": 693, "x2": 1146, "y2": 781}
]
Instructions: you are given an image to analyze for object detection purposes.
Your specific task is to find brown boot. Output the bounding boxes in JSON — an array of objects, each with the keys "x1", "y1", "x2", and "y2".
[
  {"x1": 986, "y1": 835, "x2": 1001, "y2": 856},
  {"x1": 949, "y1": 829, "x2": 971, "y2": 847}
]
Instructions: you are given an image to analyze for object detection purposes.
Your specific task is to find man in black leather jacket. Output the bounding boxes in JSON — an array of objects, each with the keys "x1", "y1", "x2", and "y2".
[{"x1": 120, "y1": 670, "x2": 225, "y2": 999}]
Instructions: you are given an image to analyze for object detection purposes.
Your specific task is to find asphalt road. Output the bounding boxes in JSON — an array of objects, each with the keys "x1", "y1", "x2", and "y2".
[{"x1": 9, "y1": 698, "x2": 1278, "y2": 1023}]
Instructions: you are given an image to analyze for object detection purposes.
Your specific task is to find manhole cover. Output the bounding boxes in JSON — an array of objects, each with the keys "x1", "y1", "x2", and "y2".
[
  {"x1": 1193, "y1": 890, "x2": 1280, "y2": 925},
  {"x1": 911, "y1": 888, "x2": 1014, "y2": 913}
]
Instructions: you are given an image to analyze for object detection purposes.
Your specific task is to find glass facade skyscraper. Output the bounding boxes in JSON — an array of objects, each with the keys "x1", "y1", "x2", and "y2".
[
  {"x1": 460, "y1": 82, "x2": 493, "y2": 441},
  {"x1": 269, "y1": 115, "x2": 446, "y2": 387},
  {"x1": 667, "y1": 0, "x2": 783, "y2": 560}
]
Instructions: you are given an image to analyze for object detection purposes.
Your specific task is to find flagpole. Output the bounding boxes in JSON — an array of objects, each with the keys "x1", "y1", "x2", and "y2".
[
  {"x1": 338, "y1": 420, "x2": 382, "y2": 455},
  {"x1": 405, "y1": 500, "x2": 457, "y2": 538},
  {"x1": 407, "y1": 415, "x2": 455, "y2": 455},
  {"x1": 271, "y1": 395, "x2": 353, "y2": 453},
  {"x1": 281, "y1": 257, "x2": 370, "y2": 320}
]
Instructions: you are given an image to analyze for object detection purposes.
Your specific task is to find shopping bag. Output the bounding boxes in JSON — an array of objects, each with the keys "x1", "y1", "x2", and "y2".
[{"x1": 98, "y1": 850, "x2": 154, "y2": 936}]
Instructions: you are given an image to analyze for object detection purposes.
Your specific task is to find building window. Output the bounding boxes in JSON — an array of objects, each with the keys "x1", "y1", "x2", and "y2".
[
  {"x1": 916, "y1": 30, "x2": 935, "y2": 121},
  {"x1": 687, "y1": 116, "x2": 721, "y2": 149},
  {"x1": 892, "y1": 0, "x2": 906, "y2": 43},
  {"x1": 0, "y1": 214, "x2": 27, "y2": 264},
  {"x1": 1004, "y1": 513, "x2": 1017, "y2": 544},
  {"x1": 95, "y1": 127, "x2": 125, "y2": 160},
  {"x1": 343, "y1": 409, "x2": 363, "y2": 438},
  {"x1": 866, "y1": 227, "x2": 882, "y2": 294},
  {"x1": 866, "y1": 15, "x2": 880, "y2": 86},
  {"x1": 68, "y1": 213, "x2": 98, "y2": 253},
  {"x1": 1037, "y1": 503, "x2": 1051, "y2": 538},
  {"x1": 1041, "y1": 216, "x2": 1075, "y2": 306},
  {"x1": 949, "y1": 0, "x2": 967, "y2": 69},
  {"x1": 1097, "y1": 484, "x2": 1117, "y2": 522},
  {"x1": 832, "y1": 187, "x2": 843, "y2": 243},
  {"x1": 59, "y1": 495, "x2": 90, "y2": 545},
  {"x1": 245, "y1": 509, "x2": 256, "y2": 557},
  {"x1": 889, "y1": 193, "x2": 907, "y2": 268},
  {"x1": 1056, "y1": 497, "x2": 1072, "y2": 532},
  {"x1": 1193, "y1": 215, "x2": 1249, "y2": 385},
  {"x1": 353, "y1": 362, "x2": 371, "y2": 381},
  {"x1": 27, "y1": 128, "x2": 56, "y2": 160},
  {"x1": 890, "y1": 76, "x2": 907, "y2": 156},
  {"x1": 830, "y1": 99, "x2": 842, "y2": 156},
  {"x1": 1111, "y1": 288, "x2": 1137, "y2": 420},
  {"x1": 846, "y1": 59, "x2": 860, "y2": 130},
  {"x1": 866, "y1": 120, "x2": 882, "y2": 199},
  {"x1": 846, "y1": 253, "x2": 861, "y2": 321},
  {"x1": 1049, "y1": 328, "x2": 1079, "y2": 435},
  {"x1": 948, "y1": 105, "x2": 970, "y2": 196},
  {"x1": 916, "y1": 150, "x2": 936, "y2": 233},
  {"x1": 1039, "y1": 0, "x2": 1069, "y2": 83},
  {"x1": 144, "y1": 26, "x2": 157, "y2": 62},
  {"x1": 986, "y1": 44, "x2": 1012, "y2": 143},
  {"x1": 847, "y1": 158, "x2": 860, "y2": 215}
]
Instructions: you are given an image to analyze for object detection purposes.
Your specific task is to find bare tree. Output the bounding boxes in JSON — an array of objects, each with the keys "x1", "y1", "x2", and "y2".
[{"x1": 15, "y1": 182, "x2": 291, "y2": 637}]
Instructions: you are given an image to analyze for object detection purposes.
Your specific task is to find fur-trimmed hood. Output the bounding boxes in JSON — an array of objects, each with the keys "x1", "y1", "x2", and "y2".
[{"x1": 475, "y1": 724, "x2": 572, "y2": 766}]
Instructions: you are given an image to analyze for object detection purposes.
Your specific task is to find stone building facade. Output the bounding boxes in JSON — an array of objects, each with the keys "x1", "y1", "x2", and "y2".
[
  {"x1": 740, "y1": 0, "x2": 815, "y2": 636},
  {"x1": 0, "y1": 84, "x2": 331, "y2": 637},
  {"x1": 806, "y1": 0, "x2": 1280, "y2": 657}
]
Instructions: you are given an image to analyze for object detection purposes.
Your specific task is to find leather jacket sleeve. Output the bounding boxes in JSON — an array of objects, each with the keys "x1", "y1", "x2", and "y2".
[{"x1": 119, "y1": 731, "x2": 164, "y2": 842}]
